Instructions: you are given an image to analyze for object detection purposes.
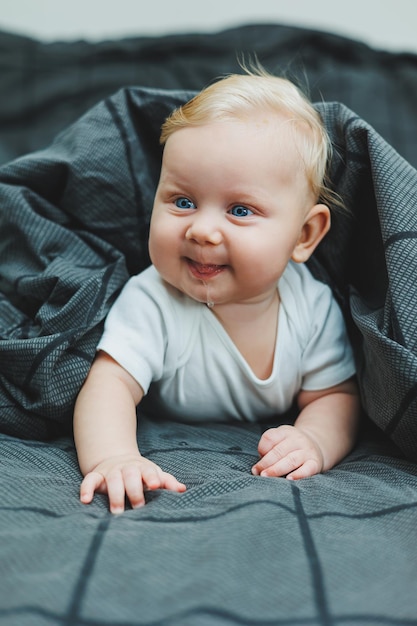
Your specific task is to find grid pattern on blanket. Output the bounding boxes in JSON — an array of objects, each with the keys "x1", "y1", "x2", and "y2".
[{"x1": 1, "y1": 417, "x2": 417, "y2": 625}]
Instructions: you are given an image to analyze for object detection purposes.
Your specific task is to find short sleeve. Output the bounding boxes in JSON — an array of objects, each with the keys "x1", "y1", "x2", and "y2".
[
  {"x1": 301, "y1": 279, "x2": 356, "y2": 390},
  {"x1": 97, "y1": 267, "x2": 170, "y2": 394}
]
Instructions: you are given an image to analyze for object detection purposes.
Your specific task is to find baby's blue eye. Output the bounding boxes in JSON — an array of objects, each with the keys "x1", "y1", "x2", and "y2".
[
  {"x1": 230, "y1": 205, "x2": 254, "y2": 218},
  {"x1": 175, "y1": 197, "x2": 196, "y2": 210}
]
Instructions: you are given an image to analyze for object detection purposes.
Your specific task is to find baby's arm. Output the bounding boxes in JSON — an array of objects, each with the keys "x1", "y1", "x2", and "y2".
[
  {"x1": 74, "y1": 351, "x2": 186, "y2": 513},
  {"x1": 251, "y1": 378, "x2": 360, "y2": 479}
]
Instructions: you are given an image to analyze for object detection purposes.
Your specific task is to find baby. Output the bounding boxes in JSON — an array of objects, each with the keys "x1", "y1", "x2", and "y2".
[{"x1": 74, "y1": 69, "x2": 360, "y2": 514}]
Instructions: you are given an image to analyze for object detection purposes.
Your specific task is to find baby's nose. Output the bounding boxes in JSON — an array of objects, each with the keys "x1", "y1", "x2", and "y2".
[{"x1": 185, "y1": 214, "x2": 222, "y2": 245}]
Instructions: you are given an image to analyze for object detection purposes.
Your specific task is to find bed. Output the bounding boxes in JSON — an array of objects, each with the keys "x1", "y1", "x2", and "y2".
[{"x1": 1, "y1": 22, "x2": 417, "y2": 625}]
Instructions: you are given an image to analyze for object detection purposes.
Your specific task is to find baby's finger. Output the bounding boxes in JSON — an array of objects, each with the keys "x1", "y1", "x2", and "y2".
[
  {"x1": 252, "y1": 436, "x2": 297, "y2": 476},
  {"x1": 122, "y1": 465, "x2": 146, "y2": 509},
  {"x1": 285, "y1": 459, "x2": 322, "y2": 480},
  {"x1": 140, "y1": 464, "x2": 169, "y2": 491},
  {"x1": 160, "y1": 472, "x2": 187, "y2": 493},
  {"x1": 105, "y1": 469, "x2": 127, "y2": 515},
  {"x1": 80, "y1": 472, "x2": 105, "y2": 504},
  {"x1": 253, "y1": 448, "x2": 306, "y2": 478},
  {"x1": 141, "y1": 465, "x2": 186, "y2": 494},
  {"x1": 257, "y1": 426, "x2": 294, "y2": 456}
]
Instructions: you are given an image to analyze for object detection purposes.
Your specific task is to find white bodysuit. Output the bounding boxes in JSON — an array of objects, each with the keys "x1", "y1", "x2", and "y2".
[{"x1": 97, "y1": 262, "x2": 355, "y2": 423}]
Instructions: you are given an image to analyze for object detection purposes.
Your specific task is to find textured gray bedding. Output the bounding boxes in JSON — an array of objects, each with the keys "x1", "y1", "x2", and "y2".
[
  {"x1": 1, "y1": 23, "x2": 417, "y2": 626},
  {"x1": 1, "y1": 418, "x2": 417, "y2": 625}
]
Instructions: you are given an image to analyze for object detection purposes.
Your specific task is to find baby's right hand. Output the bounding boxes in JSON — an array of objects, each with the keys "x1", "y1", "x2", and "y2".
[{"x1": 79, "y1": 454, "x2": 187, "y2": 514}]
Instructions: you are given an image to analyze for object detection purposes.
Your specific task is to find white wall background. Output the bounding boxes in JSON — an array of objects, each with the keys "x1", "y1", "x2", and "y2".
[{"x1": 1, "y1": 0, "x2": 416, "y2": 54}]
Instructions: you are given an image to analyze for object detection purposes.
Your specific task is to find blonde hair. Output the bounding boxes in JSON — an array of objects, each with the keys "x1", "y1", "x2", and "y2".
[{"x1": 160, "y1": 68, "x2": 342, "y2": 210}]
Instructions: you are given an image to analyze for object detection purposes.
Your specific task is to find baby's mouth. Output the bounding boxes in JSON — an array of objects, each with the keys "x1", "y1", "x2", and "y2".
[{"x1": 186, "y1": 258, "x2": 226, "y2": 280}]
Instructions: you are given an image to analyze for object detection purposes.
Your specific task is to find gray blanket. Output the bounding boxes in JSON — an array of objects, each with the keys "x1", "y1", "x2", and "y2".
[
  {"x1": 1, "y1": 84, "x2": 417, "y2": 623},
  {"x1": 1, "y1": 417, "x2": 416, "y2": 625}
]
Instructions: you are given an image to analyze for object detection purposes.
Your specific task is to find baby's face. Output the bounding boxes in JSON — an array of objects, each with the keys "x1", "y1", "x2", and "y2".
[{"x1": 149, "y1": 116, "x2": 318, "y2": 308}]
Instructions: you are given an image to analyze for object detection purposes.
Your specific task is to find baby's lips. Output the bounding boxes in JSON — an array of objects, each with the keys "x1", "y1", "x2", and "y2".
[{"x1": 187, "y1": 258, "x2": 226, "y2": 279}]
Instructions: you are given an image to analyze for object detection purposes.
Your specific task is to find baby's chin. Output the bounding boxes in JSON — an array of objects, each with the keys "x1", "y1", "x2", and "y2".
[
  {"x1": 159, "y1": 276, "x2": 217, "y2": 307},
  {"x1": 178, "y1": 280, "x2": 218, "y2": 308},
  {"x1": 186, "y1": 287, "x2": 216, "y2": 308}
]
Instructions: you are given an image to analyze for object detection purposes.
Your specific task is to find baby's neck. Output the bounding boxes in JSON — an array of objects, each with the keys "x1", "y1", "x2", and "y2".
[
  {"x1": 212, "y1": 288, "x2": 278, "y2": 321},
  {"x1": 211, "y1": 291, "x2": 280, "y2": 380}
]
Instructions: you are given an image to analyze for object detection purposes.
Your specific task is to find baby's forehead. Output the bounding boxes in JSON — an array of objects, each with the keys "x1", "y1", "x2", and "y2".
[
  {"x1": 162, "y1": 117, "x2": 312, "y2": 193},
  {"x1": 231, "y1": 114, "x2": 312, "y2": 164},
  {"x1": 166, "y1": 114, "x2": 307, "y2": 161},
  {"x1": 223, "y1": 112, "x2": 315, "y2": 160}
]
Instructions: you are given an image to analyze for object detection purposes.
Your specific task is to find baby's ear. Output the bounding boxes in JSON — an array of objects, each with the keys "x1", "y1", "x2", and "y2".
[{"x1": 291, "y1": 204, "x2": 331, "y2": 264}]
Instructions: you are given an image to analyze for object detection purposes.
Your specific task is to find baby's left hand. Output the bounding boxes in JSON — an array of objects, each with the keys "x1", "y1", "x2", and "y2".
[{"x1": 251, "y1": 425, "x2": 324, "y2": 480}]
